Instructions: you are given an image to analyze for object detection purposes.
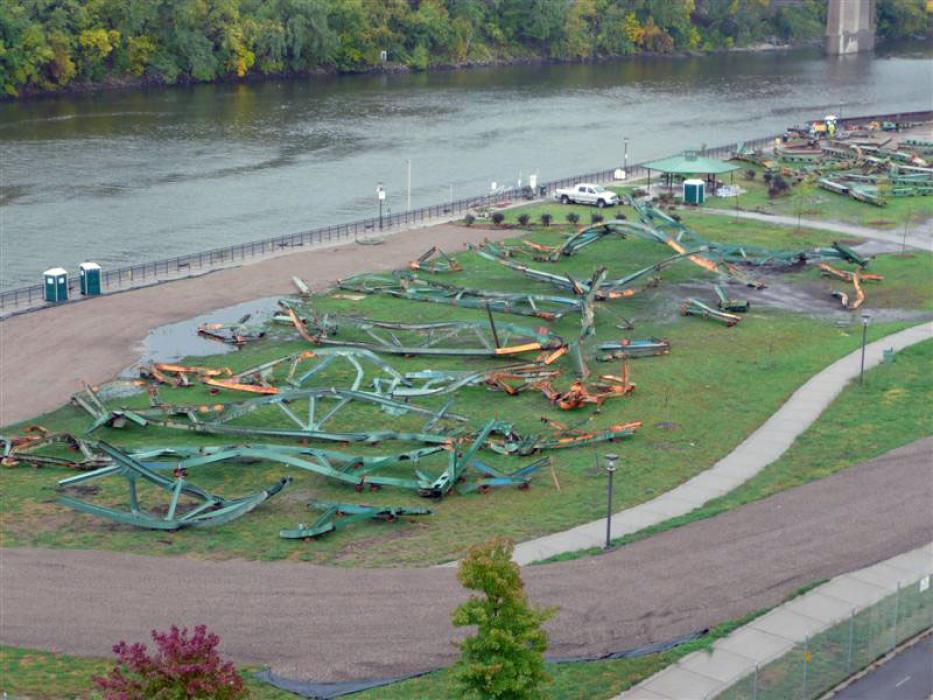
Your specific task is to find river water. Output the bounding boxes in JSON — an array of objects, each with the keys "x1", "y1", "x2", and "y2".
[{"x1": 1, "y1": 43, "x2": 930, "y2": 290}]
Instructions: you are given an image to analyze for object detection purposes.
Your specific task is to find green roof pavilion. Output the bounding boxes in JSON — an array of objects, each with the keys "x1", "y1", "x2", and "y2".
[{"x1": 642, "y1": 151, "x2": 740, "y2": 176}]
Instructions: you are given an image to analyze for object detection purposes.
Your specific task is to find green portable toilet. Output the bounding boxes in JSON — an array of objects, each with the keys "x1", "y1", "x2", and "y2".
[
  {"x1": 79, "y1": 262, "x2": 102, "y2": 295},
  {"x1": 43, "y1": 267, "x2": 69, "y2": 303},
  {"x1": 683, "y1": 179, "x2": 705, "y2": 205}
]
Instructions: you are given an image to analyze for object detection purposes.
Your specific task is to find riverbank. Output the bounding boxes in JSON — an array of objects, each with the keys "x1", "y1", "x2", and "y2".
[{"x1": 8, "y1": 40, "x2": 812, "y2": 102}]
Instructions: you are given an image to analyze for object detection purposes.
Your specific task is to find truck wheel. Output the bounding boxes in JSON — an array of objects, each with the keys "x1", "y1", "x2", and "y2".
[
  {"x1": 560, "y1": 195, "x2": 570, "y2": 204},
  {"x1": 597, "y1": 199, "x2": 607, "y2": 208}
]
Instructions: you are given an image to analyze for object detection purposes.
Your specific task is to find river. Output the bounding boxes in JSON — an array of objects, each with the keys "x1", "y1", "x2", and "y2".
[{"x1": 1, "y1": 43, "x2": 930, "y2": 290}]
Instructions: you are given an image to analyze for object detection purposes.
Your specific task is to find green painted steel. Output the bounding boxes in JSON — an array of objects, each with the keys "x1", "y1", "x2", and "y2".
[
  {"x1": 57, "y1": 442, "x2": 289, "y2": 530},
  {"x1": 281, "y1": 501, "x2": 432, "y2": 539}
]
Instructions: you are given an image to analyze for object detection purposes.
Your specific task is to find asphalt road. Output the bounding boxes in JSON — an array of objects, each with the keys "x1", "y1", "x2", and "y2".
[
  {"x1": 2, "y1": 438, "x2": 930, "y2": 683},
  {"x1": 835, "y1": 634, "x2": 932, "y2": 700}
]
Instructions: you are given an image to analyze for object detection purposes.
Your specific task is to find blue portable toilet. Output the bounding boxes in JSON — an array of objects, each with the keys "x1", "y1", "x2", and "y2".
[
  {"x1": 79, "y1": 262, "x2": 102, "y2": 295},
  {"x1": 43, "y1": 267, "x2": 69, "y2": 303}
]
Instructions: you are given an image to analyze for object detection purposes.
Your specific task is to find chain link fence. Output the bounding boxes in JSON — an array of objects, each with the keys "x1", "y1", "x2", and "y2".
[{"x1": 712, "y1": 573, "x2": 933, "y2": 700}]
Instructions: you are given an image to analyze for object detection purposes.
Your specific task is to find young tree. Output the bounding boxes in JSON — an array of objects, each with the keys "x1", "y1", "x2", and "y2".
[{"x1": 452, "y1": 537, "x2": 555, "y2": 700}]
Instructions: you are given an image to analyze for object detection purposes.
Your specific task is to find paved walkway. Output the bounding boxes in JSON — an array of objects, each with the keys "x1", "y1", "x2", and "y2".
[
  {"x1": 2, "y1": 439, "x2": 930, "y2": 682},
  {"x1": 618, "y1": 542, "x2": 933, "y2": 699},
  {"x1": 511, "y1": 321, "x2": 932, "y2": 565},
  {"x1": 690, "y1": 208, "x2": 933, "y2": 252}
]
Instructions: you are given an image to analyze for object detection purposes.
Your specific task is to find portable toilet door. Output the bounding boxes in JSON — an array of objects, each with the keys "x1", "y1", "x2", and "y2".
[
  {"x1": 683, "y1": 179, "x2": 705, "y2": 205},
  {"x1": 43, "y1": 267, "x2": 69, "y2": 302},
  {"x1": 79, "y1": 262, "x2": 102, "y2": 295}
]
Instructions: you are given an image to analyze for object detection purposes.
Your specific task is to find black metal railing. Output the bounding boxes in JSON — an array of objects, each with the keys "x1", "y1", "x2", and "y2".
[{"x1": 4, "y1": 108, "x2": 928, "y2": 315}]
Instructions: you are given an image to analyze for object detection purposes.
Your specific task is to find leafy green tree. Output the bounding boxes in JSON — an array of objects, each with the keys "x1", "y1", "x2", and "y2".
[
  {"x1": 452, "y1": 537, "x2": 555, "y2": 700},
  {"x1": 877, "y1": 0, "x2": 929, "y2": 40}
]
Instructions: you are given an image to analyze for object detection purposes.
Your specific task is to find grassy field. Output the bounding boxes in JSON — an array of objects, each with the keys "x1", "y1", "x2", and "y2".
[
  {"x1": 541, "y1": 338, "x2": 933, "y2": 564},
  {"x1": 0, "y1": 645, "x2": 292, "y2": 699},
  {"x1": 1, "y1": 209, "x2": 928, "y2": 567},
  {"x1": 702, "y1": 164, "x2": 933, "y2": 229}
]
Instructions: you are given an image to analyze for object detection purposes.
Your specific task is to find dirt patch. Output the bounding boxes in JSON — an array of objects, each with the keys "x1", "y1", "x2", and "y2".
[{"x1": 0, "y1": 223, "x2": 519, "y2": 427}]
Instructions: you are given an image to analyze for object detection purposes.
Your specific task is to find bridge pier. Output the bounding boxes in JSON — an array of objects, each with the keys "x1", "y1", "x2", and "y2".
[{"x1": 826, "y1": 0, "x2": 876, "y2": 55}]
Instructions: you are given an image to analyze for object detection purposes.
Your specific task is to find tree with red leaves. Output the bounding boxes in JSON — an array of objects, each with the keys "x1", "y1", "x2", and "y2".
[{"x1": 94, "y1": 624, "x2": 246, "y2": 699}]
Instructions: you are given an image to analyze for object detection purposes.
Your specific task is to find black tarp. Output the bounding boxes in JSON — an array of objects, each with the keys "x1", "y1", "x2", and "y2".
[{"x1": 254, "y1": 628, "x2": 709, "y2": 699}]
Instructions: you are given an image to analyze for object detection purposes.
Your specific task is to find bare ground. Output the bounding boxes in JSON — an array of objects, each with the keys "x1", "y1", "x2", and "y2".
[
  {"x1": 2, "y1": 438, "x2": 929, "y2": 682},
  {"x1": 0, "y1": 223, "x2": 516, "y2": 427}
]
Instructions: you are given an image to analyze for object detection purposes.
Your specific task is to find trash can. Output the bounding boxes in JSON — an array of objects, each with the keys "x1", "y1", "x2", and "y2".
[
  {"x1": 43, "y1": 267, "x2": 68, "y2": 303},
  {"x1": 79, "y1": 262, "x2": 102, "y2": 295},
  {"x1": 683, "y1": 179, "x2": 705, "y2": 205}
]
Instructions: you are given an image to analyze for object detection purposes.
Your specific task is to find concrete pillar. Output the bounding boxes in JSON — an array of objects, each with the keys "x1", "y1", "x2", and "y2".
[{"x1": 826, "y1": 0, "x2": 877, "y2": 55}]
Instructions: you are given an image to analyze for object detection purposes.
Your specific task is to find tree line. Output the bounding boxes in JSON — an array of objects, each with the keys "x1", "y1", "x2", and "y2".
[{"x1": 1, "y1": 0, "x2": 928, "y2": 98}]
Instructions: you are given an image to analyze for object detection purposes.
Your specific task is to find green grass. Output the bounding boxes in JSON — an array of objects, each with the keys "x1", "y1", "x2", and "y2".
[
  {"x1": 704, "y1": 165, "x2": 933, "y2": 229},
  {"x1": 1, "y1": 217, "x2": 927, "y2": 567},
  {"x1": 0, "y1": 602, "x2": 776, "y2": 700},
  {"x1": 540, "y1": 338, "x2": 933, "y2": 565},
  {"x1": 0, "y1": 646, "x2": 293, "y2": 699}
]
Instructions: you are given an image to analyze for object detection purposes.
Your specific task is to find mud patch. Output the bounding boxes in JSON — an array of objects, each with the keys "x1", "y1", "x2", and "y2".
[{"x1": 124, "y1": 295, "x2": 287, "y2": 375}]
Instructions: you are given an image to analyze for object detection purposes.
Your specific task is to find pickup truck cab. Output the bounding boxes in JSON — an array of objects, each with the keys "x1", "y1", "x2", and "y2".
[{"x1": 554, "y1": 183, "x2": 620, "y2": 208}]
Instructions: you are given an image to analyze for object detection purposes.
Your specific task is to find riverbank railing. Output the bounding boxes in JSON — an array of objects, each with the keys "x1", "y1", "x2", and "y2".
[{"x1": 2, "y1": 108, "x2": 929, "y2": 315}]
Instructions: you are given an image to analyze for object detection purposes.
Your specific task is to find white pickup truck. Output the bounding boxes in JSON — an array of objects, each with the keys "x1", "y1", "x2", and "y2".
[{"x1": 554, "y1": 183, "x2": 620, "y2": 208}]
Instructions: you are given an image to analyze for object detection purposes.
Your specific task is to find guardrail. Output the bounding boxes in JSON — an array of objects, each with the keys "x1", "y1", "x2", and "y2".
[{"x1": 5, "y1": 107, "x2": 929, "y2": 315}]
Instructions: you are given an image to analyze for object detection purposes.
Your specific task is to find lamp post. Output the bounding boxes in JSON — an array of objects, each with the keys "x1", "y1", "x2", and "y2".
[
  {"x1": 623, "y1": 137, "x2": 629, "y2": 179},
  {"x1": 603, "y1": 453, "x2": 619, "y2": 549},
  {"x1": 859, "y1": 312, "x2": 871, "y2": 385},
  {"x1": 377, "y1": 183, "x2": 386, "y2": 230}
]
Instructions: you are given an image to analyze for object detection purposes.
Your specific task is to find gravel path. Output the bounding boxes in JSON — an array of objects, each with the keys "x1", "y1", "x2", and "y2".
[
  {"x1": 0, "y1": 223, "x2": 514, "y2": 426},
  {"x1": 2, "y1": 438, "x2": 930, "y2": 682}
]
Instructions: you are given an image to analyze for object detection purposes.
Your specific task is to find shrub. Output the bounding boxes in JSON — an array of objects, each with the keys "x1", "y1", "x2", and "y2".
[
  {"x1": 94, "y1": 624, "x2": 246, "y2": 699},
  {"x1": 463, "y1": 213, "x2": 476, "y2": 226},
  {"x1": 762, "y1": 170, "x2": 774, "y2": 184},
  {"x1": 768, "y1": 174, "x2": 790, "y2": 198},
  {"x1": 452, "y1": 537, "x2": 555, "y2": 700},
  {"x1": 491, "y1": 212, "x2": 506, "y2": 225},
  {"x1": 539, "y1": 212, "x2": 553, "y2": 227},
  {"x1": 615, "y1": 210, "x2": 627, "y2": 220},
  {"x1": 565, "y1": 212, "x2": 580, "y2": 225},
  {"x1": 745, "y1": 169, "x2": 756, "y2": 180},
  {"x1": 517, "y1": 213, "x2": 531, "y2": 226},
  {"x1": 590, "y1": 213, "x2": 604, "y2": 224}
]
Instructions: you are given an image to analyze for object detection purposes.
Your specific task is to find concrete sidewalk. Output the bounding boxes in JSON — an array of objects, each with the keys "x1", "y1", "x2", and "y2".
[
  {"x1": 616, "y1": 542, "x2": 933, "y2": 699},
  {"x1": 511, "y1": 321, "x2": 932, "y2": 565},
  {"x1": 689, "y1": 208, "x2": 933, "y2": 252}
]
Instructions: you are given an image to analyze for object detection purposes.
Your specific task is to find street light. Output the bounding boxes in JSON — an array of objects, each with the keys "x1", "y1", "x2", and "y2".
[
  {"x1": 603, "y1": 453, "x2": 619, "y2": 549},
  {"x1": 859, "y1": 312, "x2": 871, "y2": 385},
  {"x1": 376, "y1": 183, "x2": 386, "y2": 230},
  {"x1": 623, "y1": 137, "x2": 629, "y2": 179}
]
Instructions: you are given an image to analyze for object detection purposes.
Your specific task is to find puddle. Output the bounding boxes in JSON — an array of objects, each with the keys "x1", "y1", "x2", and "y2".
[{"x1": 124, "y1": 296, "x2": 286, "y2": 376}]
